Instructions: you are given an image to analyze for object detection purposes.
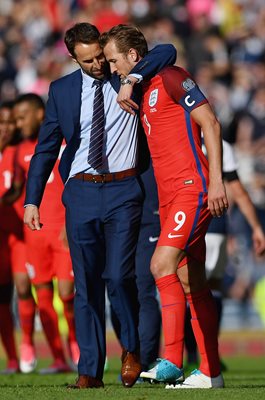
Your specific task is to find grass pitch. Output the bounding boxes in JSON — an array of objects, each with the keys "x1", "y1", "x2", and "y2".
[{"x1": 0, "y1": 356, "x2": 265, "y2": 400}]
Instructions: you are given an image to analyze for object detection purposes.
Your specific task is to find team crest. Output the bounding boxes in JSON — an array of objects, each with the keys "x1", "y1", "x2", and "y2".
[
  {"x1": 149, "y1": 89, "x2": 158, "y2": 107},
  {"x1": 182, "y1": 78, "x2": 196, "y2": 91}
]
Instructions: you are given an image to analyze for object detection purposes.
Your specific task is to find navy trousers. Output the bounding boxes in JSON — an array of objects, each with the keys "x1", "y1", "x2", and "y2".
[
  {"x1": 62, "y1": 175, "x2": 143, "y2": 379},
  {"x1": 135, "y1": 222, "x2": 161, "y2": 370},
  {"x1": 137, "y1": 164, "x2": 161, "y2": 369},
  {"x1": 111, "y1": 164, "x2": 162, "y2": 370}
]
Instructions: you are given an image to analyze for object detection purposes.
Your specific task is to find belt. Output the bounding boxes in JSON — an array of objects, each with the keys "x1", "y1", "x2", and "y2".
[{"x1": 73, "y1": 168, "x2": 137, "y2": 183}]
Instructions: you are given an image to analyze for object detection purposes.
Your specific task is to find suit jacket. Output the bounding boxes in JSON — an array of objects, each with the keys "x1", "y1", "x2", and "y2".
[{"x1": 25, "y1": 44, "x2": 177, "y2": 207}]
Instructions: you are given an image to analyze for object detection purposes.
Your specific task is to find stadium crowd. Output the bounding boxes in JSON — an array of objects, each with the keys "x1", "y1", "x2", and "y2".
[{"x1": 0, "y1": 0, "x2": 265, "y2": 379}]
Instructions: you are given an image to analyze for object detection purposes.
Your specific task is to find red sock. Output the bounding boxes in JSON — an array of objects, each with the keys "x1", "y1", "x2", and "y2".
[
  {"x1": 36, "y1": 287, "x2": 66, "y2": 362},
  {"x1": 60, "y1": 293, "x2": 76, "y2": 343},
  {"x1": 18, "y1": 297, "x2": 35, "y2": 345},
  {"x1": 156, "y1": 274, "x2": 186, "y2": 368},
  {"x1": 186, "y1": 287, "x2": 220, "y2": 377},
  {"x1": 0, "y1": 304, "x2": 18, "y2": 361}
]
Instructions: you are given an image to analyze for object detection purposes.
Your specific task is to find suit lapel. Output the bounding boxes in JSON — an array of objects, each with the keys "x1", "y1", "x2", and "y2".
[
  {"x1": 71, "y1": 70, "x2": 82, "y2": 133},
  {"x1": 59, "y1": 70, "x2": 82, "y2": 181}
]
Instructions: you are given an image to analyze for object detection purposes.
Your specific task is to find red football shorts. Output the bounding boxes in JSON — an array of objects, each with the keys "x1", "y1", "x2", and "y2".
[
  {"x1": 158, "y1": 191, "x2": 212, "y2": 267},
  {"x1": 0, "y1": 231, "x2": 27, "y2": 284},
  {"x1": 24, "y1": 225, "x2": 74, "y2": 285}
]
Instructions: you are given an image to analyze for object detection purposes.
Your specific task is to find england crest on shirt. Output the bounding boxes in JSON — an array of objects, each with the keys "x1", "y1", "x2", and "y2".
[{"x1": 149, "y1": 89, "x2": 158, "y2": 107}]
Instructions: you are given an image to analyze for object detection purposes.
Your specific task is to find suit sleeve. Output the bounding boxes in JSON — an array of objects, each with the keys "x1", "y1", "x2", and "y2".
[
  {"x1": 130, "y1": 44, "x2": 177, "y2": 80},
  {"x1": 25, "y1": 84, "x2": 63, "y2": 207}
]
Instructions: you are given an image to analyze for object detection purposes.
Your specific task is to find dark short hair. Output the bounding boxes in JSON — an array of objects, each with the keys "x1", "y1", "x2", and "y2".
[
  {"x1": 99, "y1": 24, "x2": 148, "y2": 58},
  {"x1": 64, "y1": 23, "x2": 100, "y2": 58},
  {"x1": 15, "y1": 93, "x2": 45, "y2": 110},
  {"x1": 0, "y1": 100, "x2": 22, "y2": 146},
  {"x1": 0, "y1": 100, "x2": 15, "y2": 110}
]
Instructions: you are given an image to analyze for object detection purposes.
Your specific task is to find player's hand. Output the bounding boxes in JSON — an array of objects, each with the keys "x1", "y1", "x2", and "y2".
[
  {"x1": 24, "y1": 205, "x2": 42, "y2": 231},
  {"x1": 252, "y1": 226, "x2": 265, "y2": 257},
  {"x1": 117, "y1": 79, "x2": 139, "y2": 115},
  {"x1": 207, "y1": 181, "x2": 229, "y2": 218}
]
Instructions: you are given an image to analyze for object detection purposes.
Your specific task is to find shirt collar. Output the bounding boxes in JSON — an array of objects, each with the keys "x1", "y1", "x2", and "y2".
[
  {"x1": 81, "y1": 69, "x2": 95, "y2": 88},
  {"x1": 81, "y1": 69, "x2": 106, "y2": 88}
]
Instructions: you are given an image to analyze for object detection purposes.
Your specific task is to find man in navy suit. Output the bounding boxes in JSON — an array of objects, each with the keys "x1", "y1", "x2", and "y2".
[{"x1": 23, "y1": 23, "x2": 176, "y2": 388}]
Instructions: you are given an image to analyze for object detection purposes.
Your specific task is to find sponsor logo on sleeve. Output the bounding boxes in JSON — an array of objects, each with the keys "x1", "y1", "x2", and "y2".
[{"x1": 182, "y1": 78, "x2": 196, "y2": 91}]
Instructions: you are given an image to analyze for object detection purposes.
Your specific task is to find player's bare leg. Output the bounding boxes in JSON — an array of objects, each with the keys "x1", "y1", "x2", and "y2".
[
  {"x1": 35, "y1": 282, "x2": 70, "y2": 374},
  {"x1": 14, "y1": 272, "x2": 37, "y2": 373},
  {"x1": 0, "y1": 283, "x2": 19, "y2": 374},
  {"x1": 58, "y1": 279, "x2": 79, "y2": 368}
]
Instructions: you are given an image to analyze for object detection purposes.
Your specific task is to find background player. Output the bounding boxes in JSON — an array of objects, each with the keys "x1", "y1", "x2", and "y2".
[
  {"x1": 2, "y1": 93, "x2": 79, "y2": 373},
  {"x1": 0, "y1": 101, "x2": 21, "y2": 373},
  {"x1": 184, "y1": 139, "x2": 265, "y2": 369}
]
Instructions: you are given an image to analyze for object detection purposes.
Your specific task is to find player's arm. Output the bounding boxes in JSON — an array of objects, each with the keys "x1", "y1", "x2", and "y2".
[
  {"x1": 116, "y1": 77, "x2": 138, "y2": 114},
  {"x1": 191, "y1": 103, "x2": 228, "y2": 217},
  {"x1": 227, "y1": 179, "x2": 265, "y2": 256},
  {"x1": 117, "y1": 44, "x2": 177, "y2": 114},
  {"x1": 130, "y1": 44, "x2": 177, "y2": 79},
  {"x1": 0, "y1": 180, "x2": 23, "y2": 206}
]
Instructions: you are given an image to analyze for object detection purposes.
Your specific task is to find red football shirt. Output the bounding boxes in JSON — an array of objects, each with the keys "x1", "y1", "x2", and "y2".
[
  {"x1": 0, "y1": 146, "x2": 16, "y2": 197},
  {"x1": 141, "y1": 66, "x2": 209, "y2": 206},
  {"x1": 15, "y1": 139, "x2": 65, "y2": 227},
  {"x1": 0, "y1": 145, "x2": 24, "y2": 234}
]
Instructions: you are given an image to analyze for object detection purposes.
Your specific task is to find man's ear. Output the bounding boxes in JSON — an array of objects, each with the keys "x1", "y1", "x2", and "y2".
[
  {"x1": 37, "y1": 108, "x2": 45, "y2": 123},
  {"x1": 128, "y1": 48, "x2": 140, "y2": 62}
]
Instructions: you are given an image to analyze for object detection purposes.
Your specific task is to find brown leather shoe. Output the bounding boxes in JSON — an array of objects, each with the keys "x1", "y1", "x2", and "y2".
[
  {"x1": 67, "y1": 374, "x2": 104, "y2": 389},
  {"x1": 121, "y1": 349, "x2": 141, "y2": 388}
]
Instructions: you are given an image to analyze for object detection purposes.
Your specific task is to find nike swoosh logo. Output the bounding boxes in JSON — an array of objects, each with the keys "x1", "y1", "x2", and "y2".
[
  {"x1": 149, "y1": 236, "x2": 159, "y2": 243},
  {"x1": 168, "y1": 233, "x2": 184, "y2": 239}
]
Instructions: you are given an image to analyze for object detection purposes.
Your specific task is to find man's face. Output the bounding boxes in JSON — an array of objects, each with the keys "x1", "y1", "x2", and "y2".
[
  {"x1": 0, "y1": 107, "x2": 16, "y2": 146},
  {"x1": 73, "y1": 42, "x2": 106, "y2": 79},
  {"x1": 14, "y1": 102, "x2": 43, "y2": 139},
  {"x1": 103, "y1": 40, "x2": 135, "y2": 79}
]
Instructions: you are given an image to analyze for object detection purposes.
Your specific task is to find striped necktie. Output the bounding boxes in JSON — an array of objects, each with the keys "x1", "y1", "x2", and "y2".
[{"x1": 87, "y1": 79, "x2": 104, "y2": 170}]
